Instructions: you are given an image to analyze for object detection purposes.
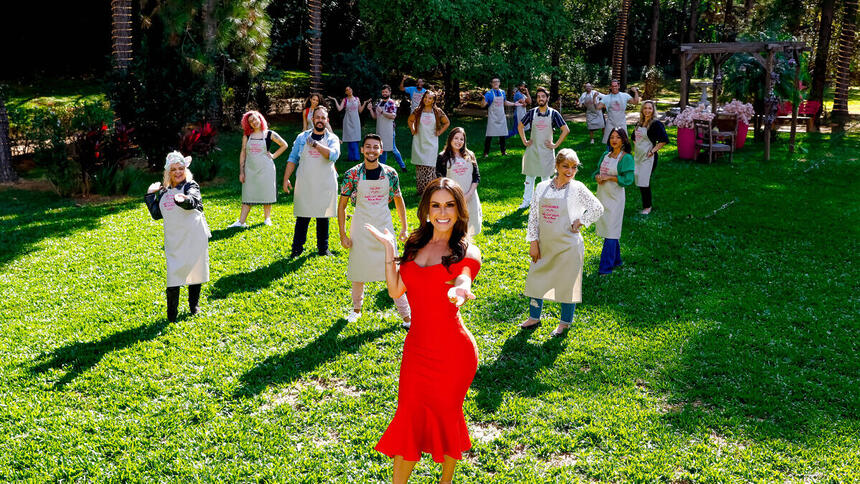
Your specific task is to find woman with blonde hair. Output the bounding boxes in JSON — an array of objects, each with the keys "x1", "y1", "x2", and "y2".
[
  {"x1": 519, "y1": 149, "x2": 604, "y2": 336},
  {"x1": 408, "y1": 90, "x2": 450, "y2": 194},
  {"x1": 631, "y1": 100, "x2": 669, "y2": 214},
  {"x1": 435, "y1": 127, "x2": 482, "y2": 235},
  {"x1": 145, "y1": 151, "x2": 211, "y2": 322}
]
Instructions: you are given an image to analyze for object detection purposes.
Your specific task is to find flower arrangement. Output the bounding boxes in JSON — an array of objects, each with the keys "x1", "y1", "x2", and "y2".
[
  {"x1": 669, "y1": 104, "x2": 715, "y2": 129},
  {"x1": 721, "y1": 99, "x2": 755, "y2": 125}
]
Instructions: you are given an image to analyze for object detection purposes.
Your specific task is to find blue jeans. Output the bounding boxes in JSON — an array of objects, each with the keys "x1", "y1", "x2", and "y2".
[
  {"x1": 529, "y1": 298, "x2": 576, "y2": 324},
  {"x1": 599, "y1": 238, "x2": 622, "y2": 274},
  {"x1": 378, "y1": 130, "x2": 405, "y2": 168},
  {"x1": 346, "y1": 141, "x2": 360, "y2": 162}
]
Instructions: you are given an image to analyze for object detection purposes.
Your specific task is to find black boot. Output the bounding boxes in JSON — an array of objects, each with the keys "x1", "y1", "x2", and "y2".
[
  {"x1": 166, "y1": 286, "x2": 180, "y2": 322},
  {"x1": 188, "y1": 284, "x2": 201, "y2": 316}
]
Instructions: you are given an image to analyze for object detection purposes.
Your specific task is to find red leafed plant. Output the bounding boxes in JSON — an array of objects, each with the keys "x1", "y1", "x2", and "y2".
[{"x1": 180, "y1": 122, "x2": 218, "y2": 156}]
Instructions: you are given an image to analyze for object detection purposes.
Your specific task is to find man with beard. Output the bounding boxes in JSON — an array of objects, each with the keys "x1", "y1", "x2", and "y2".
[
  {"x1": 518, "y1": 87, "x2": 570, "y2": 209},
  {"x1": 577, "y1": 83, "x2": 605, "y2": 144},
  {"x1": 369, "y1": 84, "x2": 406, "y2": 169},
  {"x1": 337, "y1": 133, "x2": 411, "y2": 326},
  {"x1": 283, "y1": 106, "x2": 342, "y2": 257},
  {"x1": 597, "y1": 80, "x2": 640, "y2": 144}
]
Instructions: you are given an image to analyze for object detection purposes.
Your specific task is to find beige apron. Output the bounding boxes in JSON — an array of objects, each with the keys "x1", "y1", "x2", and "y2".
[
  {"x1": 160, "y1": 186, "x2": 211, "y2": 287},
  {"x1": 376, "y1": 101, "x2": 395, "y2": 152},
  {"x1": 410, "y1": 111, "x2": 438, "y2": 167},
  {"x1": 595, "y1": 153, "x2": 625, "y2": 239},
  {"x1": 522, "y1": 109, "x2": 555, "y2": 178},
  {"x1": 446, "y1": 156, "x2": 482, "y2": 235},
  {"x1": 242, "y1": 134, "x2": 276, "y2": 204},
  {"x1": 294, "y1": 137, "x2": 338, "y2": 218},
  {"x1": 524, "y1": 183, "x2": 583, "y2": 303},
  {"x1": 602, "y1": 93, "x2": 629, "y2": 143},
  {"x1": 486, "y1": 90, "x2": 508, "y2": 137},
  {"x1": 347, "y1": 174, "x2": 395, "y2": 282},
  {"x1": 342, "y1": 97, "x2": 361, "y2": 143},
  {"x1": 633, "y1": 126, "x2": 654, "y2": 187}
]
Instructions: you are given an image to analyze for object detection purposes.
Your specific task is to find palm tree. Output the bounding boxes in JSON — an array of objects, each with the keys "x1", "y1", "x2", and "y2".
[
  {"x1": 0, "y1": 94, "x2": 18, "y2": 183},
  {"x1": 111, "y1": 0, "x2": 133, "y2": 71},
  {"x1": 308, "y1": 0, "x2": 323, "y2": 94},
  {"x1": 832, "y1": 0, "x2": 858, "y2": 130},
  {"x1": 612, "y1": 0, "x2": 632, "y2": 86}
]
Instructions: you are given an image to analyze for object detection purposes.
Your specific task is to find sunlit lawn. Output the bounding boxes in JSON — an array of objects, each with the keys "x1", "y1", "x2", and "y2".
[{"x1": 1, "y1": 111, "x2": 857, "y2": 481}]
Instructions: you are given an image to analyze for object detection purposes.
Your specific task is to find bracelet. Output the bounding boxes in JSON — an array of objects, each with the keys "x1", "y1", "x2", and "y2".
[{"x1": 385, "y1": 259, "x2": 395, "y2": 264}]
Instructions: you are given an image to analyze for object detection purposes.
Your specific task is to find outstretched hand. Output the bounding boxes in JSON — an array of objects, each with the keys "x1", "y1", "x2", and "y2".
[
  {"x1": 447, "y1": 286, "x2": 475, "y2": 308},
  {"x1": 365, "y1": 224, "x2": 397, "y2": 254},
  {"x1": 147, "y1": 182, "x2": 162, "y2": 194}
]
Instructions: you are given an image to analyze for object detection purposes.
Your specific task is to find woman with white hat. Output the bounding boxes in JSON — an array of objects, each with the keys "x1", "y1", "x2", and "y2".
[{"x1": 145, "y1": 151, "x2": 212, "y2": 322}]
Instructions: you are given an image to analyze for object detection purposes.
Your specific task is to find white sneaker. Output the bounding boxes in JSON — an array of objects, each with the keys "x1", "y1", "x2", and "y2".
[
  {"x1": 401, "y1": 321, "x2": 411, "y2": 330},
  {"x1": 591, "y1": 139, "x2": 595, "y2": 144},
  {"x1": 228, "y1": 220, "x2": 248, "y2": 228},
  {"x1": 263, "y1": 218, "x2": 273, "y2": 226},
  {"x1": 346, "y1": 311, "x2": 361, "y2": 323},
  {"x1": 518, "y1": 200, "x2": 531, "y2": 209}
]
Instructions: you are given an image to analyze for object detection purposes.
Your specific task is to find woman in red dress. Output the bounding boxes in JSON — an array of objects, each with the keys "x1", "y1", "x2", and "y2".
[{"x1": 367, "y1": 177, "x2": 482, "y2": 484}]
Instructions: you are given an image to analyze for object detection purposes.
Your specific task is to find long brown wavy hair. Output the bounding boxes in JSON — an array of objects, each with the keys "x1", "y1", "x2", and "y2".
[
  {"x1": 399, "y1": 178, "x2": 469, "y2": 269},
  {"x1": 438, "y1": 127, "x2": 477, "y2": 169}
]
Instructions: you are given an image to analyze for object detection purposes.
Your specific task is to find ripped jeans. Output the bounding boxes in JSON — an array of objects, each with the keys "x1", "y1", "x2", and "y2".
[{"x1": 529, "y1": 298, "x2": 576, "y2": 324}]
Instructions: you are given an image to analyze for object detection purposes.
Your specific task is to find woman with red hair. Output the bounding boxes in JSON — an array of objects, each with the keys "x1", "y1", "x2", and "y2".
[{"x1": 228, "y1": 111, "x2": 289, "y2": 228}]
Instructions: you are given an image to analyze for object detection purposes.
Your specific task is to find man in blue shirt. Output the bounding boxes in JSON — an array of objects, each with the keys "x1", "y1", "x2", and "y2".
[
  {"x1": 283, "y1": 106, "x2": 342, "y2": 257},
  {"x1": 482, "y1": 77, "x2": 522, "y2": 157},
  {"x1": 400, "y1": 75, "x2": 427, "y2": 112},
  {"x1": 508, "y1": 81, "x2": 532, "y2": 137}
]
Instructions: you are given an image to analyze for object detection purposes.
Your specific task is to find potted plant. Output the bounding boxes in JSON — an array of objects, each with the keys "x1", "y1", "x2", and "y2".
[
  {"x1": 721, "y1": 99, "x2": 754, "y2": 148},
  {"x1": 669, "y1": 104, "x2": 714, "y2": 160}
]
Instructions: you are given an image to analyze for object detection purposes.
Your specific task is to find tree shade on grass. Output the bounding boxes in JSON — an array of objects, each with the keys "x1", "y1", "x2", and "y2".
[{"x1": 0, "y1": 119, "x2": 857, "y2": 481}]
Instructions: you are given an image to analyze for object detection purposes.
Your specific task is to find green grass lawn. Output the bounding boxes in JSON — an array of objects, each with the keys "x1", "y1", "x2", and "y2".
[{"x1": 1, "y1": 116, "x2": 858, "y2": 481}]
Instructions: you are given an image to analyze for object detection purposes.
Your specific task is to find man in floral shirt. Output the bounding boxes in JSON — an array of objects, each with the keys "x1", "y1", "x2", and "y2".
[
  {"x1": 369, "y1": 84, "x2": 406, "y2": 169},
  {"x1": 336, "y1": 133, "x2": 411, "y2": 326}
]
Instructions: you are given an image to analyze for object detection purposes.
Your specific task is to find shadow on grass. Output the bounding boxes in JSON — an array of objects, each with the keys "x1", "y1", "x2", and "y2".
[
  {"x1": 30, "y1": 317, "x2": 175, "y2": 389},
  {"x1": 233, "y1": 319, "x2": 397, "y2": 398},
  {"x1": 208, "y1": 254, "x2": 310, "y2": 300},
  {"x1": 0, "y1": 189, "x2": 138, "y2": 268},
  {"x1": 208, "y1": 223, "x2": 266, "y2": 243},
  {"x1": 482, "y1": 207, "x2": 528, "y2": 236},
  {"x1": 472, "y1": 330, "x2": 566, "y2": 413}
]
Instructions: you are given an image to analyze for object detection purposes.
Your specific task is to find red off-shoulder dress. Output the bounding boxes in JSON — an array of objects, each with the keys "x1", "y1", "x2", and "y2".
[{"x1": 375, "y1": 257, "x2": 481, "y2": 463}]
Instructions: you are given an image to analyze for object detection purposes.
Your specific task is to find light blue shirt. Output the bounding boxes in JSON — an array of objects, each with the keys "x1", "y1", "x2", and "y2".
[{"x1": 287, "y1": 129, "x2": 341, "y2": 164}]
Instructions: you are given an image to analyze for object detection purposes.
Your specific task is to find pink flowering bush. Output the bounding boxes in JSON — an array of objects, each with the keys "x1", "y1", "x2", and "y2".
[
  {"x1": 669, "y1": 104, "x2": 715, "y2": 129},
  {"x1": 721, "y1": 99, "x2": 755, "y2": 125}
]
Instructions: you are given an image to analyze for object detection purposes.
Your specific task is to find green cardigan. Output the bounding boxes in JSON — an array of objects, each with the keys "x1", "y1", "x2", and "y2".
[{"x1": 592, "y1": 151, "x2": 635, "y2": 187}]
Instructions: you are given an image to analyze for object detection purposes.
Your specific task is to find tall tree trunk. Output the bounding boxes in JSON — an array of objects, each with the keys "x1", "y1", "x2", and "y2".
[
  {"x1": 111, "y1": 0, "x2": 133, "y2": 71},
  {"x1": 723, "y1": 0, "x2": 735, "y2": 39},
  {"x1": 0, "y1": 97, "x2": 18, "y2": 183},
  {"x1": 442, "y1": 63, "x2": 460, "y2": 112},
  {"x1": 612, "y1": 0, "x2": 633, "y2": 82},
  {"x1": 308, "y1": 0, "x2": 323, "y2": 94},
  {"x1": 550, "y1": 47, "x2": 561, "y2": 106},
  {"x1": 648, "y1": 0, "x2": 660, "y2": 67},
  {"x1": 203, "y1": 0, "x2": 221, "y2": 128},
  {"x1": 832, "y1": 0, "x2": 858, "y2": 130},
  {"x1": 688, "y1": 0, "x2": 699, "y2": 43},
  {"x1": 810, "y1": 0, "x2": 836, "y2": 131},
  {"x1": 621, "y1": 22, "x2": 629, "y2": 89},
  {"x1": 111, "y1": 0, "x2": 133, "y2": 125}
]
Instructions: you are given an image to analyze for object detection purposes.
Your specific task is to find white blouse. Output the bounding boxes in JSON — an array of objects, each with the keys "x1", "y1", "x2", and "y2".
[{"x1": 526, "y1": 179, "x2": 604, "y2": 242}]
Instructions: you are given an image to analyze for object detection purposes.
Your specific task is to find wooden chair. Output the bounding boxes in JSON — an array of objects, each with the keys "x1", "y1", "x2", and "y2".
[
  {"x1": 694, "y1": 119, "x2": 733, "y2": 164},
  {"x1": 713, "y1": 112, "x2": 737, "y2": 149}
]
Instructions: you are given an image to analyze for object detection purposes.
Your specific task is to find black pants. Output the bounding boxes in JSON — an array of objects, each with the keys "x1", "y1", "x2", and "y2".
[
  {"x1": 639, "y1": 153, "x2": 658, "y2": 209},
  {"x1": 483, "y1": 136, "x2": 506, "y2": 156},
  {"x1": 292, "y1": 216, "x2": 330, "y2": 254},
  {"x1": 166, "y1": 284, "x2": 201, "y2": 322}
]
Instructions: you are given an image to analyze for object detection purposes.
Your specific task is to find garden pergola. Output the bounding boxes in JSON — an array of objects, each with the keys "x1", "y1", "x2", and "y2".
[{"x1": 679, "y1": 41, "x2": 809, "y2": 160}]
